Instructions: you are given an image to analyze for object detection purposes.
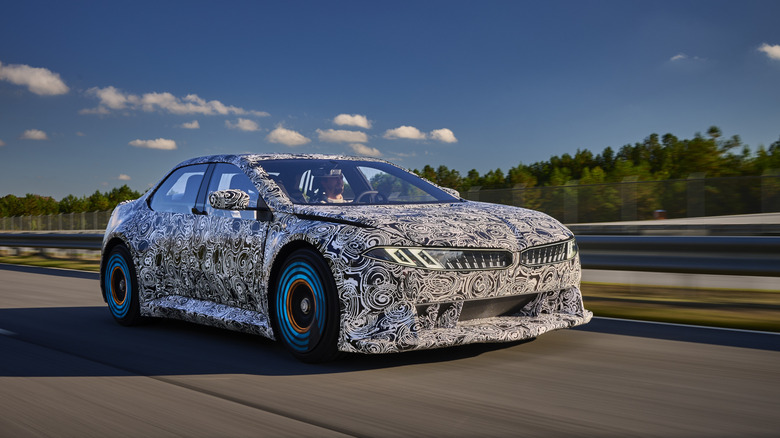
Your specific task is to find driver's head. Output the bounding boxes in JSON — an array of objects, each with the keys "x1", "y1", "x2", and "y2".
[{"x1": 317, "y1": 169, "x2": 343, "y2": 197}]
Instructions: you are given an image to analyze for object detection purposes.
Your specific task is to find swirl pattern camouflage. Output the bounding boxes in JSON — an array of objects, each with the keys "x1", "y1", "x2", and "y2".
[{"x1": 100, "y1": 154, "x2": 591, "y2": 362}]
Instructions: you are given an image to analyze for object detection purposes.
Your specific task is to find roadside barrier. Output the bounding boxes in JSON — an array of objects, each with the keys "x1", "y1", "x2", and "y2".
[{"x1": 2, "y1": 233, "x2": 778, "y2": 277}]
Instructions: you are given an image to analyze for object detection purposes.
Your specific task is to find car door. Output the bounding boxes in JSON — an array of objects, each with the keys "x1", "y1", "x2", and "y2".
[
  {"x1": 196, "y1": 162, "x2": 271, "y2": 311},
  {"x1": 145, "y1": 163, "x2": 210, "y2": 299}
]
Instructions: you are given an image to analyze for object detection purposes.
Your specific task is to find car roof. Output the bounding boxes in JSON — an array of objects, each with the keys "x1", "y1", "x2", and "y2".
[{"x1": 173, "y1": 153, "x2": 389, "y2": 170}]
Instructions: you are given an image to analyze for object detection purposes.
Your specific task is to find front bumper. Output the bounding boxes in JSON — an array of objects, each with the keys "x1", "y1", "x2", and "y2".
[{"x1": 340, "y1": 287, "x2": 592, "y2": 354}]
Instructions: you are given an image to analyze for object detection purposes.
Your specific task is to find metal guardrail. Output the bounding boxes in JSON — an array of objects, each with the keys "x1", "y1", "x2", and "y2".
[
  {"x1": 577, "y1": 235, "x2": 780, "y2": 277},
  {"x1": 0, "y1": 233, "x2": 103, "y2": 251},
  {"x1": 568, "y1": 222, "x2": 780, "y2": 236},
  {"x1": 2, "y1": 232, "x2": 779, "y2": 277}
]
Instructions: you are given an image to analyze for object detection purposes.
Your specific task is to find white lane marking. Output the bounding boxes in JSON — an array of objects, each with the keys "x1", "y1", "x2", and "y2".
[
  {"x1": 593, "y1": 316, "x2": 780, "y2": 336},
  {"x1": 0, "y1": 328, "x2": 17, "y2": 336}
]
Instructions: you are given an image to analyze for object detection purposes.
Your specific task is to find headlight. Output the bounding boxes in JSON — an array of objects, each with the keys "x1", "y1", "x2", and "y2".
[
  {"x1": 363, "y1": 247, "x2": 513, "y2": 270},
  {"x1": 519, "y1": 238, "x2": 578, "y2": 266}
]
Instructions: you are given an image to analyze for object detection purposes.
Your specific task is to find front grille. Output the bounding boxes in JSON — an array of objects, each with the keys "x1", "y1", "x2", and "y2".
[
  {"x1": 520, "y1": 239, "x2": 576, "y2": 266},
  {"x1": 428, "y1": 249, "x2": 513, "y2": 270}
]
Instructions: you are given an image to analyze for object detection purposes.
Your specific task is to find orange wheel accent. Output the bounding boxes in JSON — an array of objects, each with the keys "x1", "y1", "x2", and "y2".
[
  {"x1": 110, "y1": 265, "x2": 126, "y2": 306},
  {"x1": 287, "y1": 279, "x2": 315, "y2": 333}
]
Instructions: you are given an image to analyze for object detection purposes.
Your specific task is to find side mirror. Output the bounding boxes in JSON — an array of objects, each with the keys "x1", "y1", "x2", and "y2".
[{"x1": 209, "y1": 189, "x2": 250, "y2": 210}]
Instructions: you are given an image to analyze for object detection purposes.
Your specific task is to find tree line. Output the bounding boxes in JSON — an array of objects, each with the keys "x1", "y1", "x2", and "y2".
[
  {"x1": 413, "y1": 126, "x2": 780, "y2": 193},
  {"x1": 0, "y1": 185, "x2": 142, "y2": 217},
  {"x1": 2, "y1": 126, "x2": 779, "y2": 218}
]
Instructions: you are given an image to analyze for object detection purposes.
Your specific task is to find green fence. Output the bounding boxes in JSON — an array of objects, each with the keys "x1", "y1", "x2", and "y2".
[
  {"x1": 463, "y1": 174, "x2": 780, "y2": 224},
  {"x1": 0, "y1": 210, "x2": 112, "y2": 231}
]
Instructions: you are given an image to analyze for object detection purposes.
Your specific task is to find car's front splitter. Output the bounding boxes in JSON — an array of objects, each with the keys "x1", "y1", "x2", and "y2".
[{"x1": 343, "y1": 310, "x2": 593, "y2": 354}]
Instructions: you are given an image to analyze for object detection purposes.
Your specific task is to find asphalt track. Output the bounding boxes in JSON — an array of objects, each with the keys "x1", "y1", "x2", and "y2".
[{"x1": 1, "y1": 263, "x2": 778, "y2": 437}]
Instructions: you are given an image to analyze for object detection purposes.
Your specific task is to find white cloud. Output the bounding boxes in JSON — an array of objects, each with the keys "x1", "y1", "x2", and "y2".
[
  {"x1": 383, "y1": 125, "x2": 427, "y2": 140},
  {"x1": 83, "y1": 86, "x2": 269, "y2": 117},
  {"x1": 430, "y1": 128, "x2": 458, "y2": 143},
  {"x1": 334, "y1": 114, "x2": 372, "y2": 129},
  {"x1": 20, "y1": 129, "x2": 48, "y2": 140},
  {"x1": 267, "y1": 126, "x2": 311, "y2": 147},
  {"x1": 758, "y1": 43, "x2": 780, "y2": 60},
  {"x1": 92, "y1": 85, "x2": 135, "y2": 109},
  {"x1": 180, "y1": 120, "x2": 200, "y2": 129},
  {"x1": 0, "y1": 61, "x2": 69, "y2": 95},
  {"x1": 76, "y1": 132, "x2": 86, "y2": 136},
  {"x1": 382, "y1": 126, "x2": 457, "y2": 143},
  {"x1": 129, "y1": 138, "x2": 177, "y2": 150},
  {"x1": 226, "y1": 118, "x2": 260, "y2": 132},
  {"x1": 669, "y1": 53, "x2": 706, "y2": 63},
  {"x1": 0, "y1": 139, "x2": 5, "y2": 147},
  {"x1": 317, "y1": 129, "x2": 369, "y2": 143},
  {"x1": 118, "y1": 174, "x2": 131, "y2": 181},
  {"x1": 349, "y1": 143, "x2": 382, "y2": 157}
]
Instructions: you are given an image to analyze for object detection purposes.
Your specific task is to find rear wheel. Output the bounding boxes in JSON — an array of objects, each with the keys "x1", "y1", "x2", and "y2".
[
  {"x1": 103, "y1": 245, "x2": 142, "y2": 326},
  {"x1": 274, "y1": 248, "x2": 340, "y2": 363}
]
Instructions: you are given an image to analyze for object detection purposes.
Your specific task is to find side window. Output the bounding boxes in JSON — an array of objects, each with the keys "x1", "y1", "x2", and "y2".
[
  {"x1": 205, "y1": 163, "x2": 259, "y2": 219},
  {"x1": 149, "y1": 164, "x2": 208, "y2": 214}
]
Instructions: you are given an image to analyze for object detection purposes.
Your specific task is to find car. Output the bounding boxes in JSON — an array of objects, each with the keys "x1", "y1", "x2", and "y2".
[{"x1": 100, "y1": 154, "x2": 592, "y2": 362}]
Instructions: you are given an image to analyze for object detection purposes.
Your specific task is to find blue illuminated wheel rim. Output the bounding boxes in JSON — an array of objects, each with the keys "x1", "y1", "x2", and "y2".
[
  {"x1": 103, "y1": 245, "x2": 141, "y2": 325},
  {"x1": 276, "y1": 260, "x2": 327, "y2": 353},
  {"x1": 105, "y1": 252, "x2": 132, "y2": 319}
]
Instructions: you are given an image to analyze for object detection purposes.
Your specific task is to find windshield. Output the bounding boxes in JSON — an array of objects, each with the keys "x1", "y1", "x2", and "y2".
[{"x1": 259, "y1": 159, "x2": 460, "y2": 205}]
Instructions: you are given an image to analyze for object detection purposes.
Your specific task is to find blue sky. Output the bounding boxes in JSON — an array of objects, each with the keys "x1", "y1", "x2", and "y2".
[{"x1": 1, "y1": 0, "x2": 779, "y2": 199}]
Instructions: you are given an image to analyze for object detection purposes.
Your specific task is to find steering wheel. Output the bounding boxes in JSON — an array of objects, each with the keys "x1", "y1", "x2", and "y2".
[{"x1": 354, "y1": 190, "x2": 387, "y2": 204}]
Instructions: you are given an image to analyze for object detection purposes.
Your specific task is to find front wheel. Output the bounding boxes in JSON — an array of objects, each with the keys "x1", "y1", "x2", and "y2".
[
  {"x1": 274, "y1": 248, "x2": 340, "y2": 363},
  {"x1": 103, "y1": 245, "x2": 143, "y2": 326}
]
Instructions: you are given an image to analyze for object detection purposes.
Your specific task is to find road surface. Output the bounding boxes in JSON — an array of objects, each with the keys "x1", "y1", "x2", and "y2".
[{"x1": 1, "y1": 264, "x2": 778, "y2": 437}]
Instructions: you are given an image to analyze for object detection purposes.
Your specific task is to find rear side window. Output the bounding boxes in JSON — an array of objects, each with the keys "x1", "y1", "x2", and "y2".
[{"x1": 149, "y1": 164, "x2": 208, "y2": 214}]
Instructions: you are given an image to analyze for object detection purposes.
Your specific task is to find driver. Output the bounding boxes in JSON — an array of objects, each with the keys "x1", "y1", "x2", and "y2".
[{"x1": 316, "y1": 169, "x2": 346, "y2": 203}]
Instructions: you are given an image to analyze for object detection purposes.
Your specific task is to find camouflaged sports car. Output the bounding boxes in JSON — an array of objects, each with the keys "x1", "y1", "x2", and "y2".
[{"x1": 100, "y1": 154, "x2": 592, "y2": 362}]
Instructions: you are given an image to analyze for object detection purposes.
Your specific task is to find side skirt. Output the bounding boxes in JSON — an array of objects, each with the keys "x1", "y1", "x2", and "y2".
[{"x1": 141, "y1": 296, "x2": 275, "y2": 340}]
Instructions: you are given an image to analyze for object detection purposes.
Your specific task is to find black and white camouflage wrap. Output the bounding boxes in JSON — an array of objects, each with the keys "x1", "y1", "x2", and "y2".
[
  {"x1": 101, "y1": 154, "x2": 592, "y2": 354},
  {"x1": 208, "y1": 189, "x2": 250, "y2": 210}
]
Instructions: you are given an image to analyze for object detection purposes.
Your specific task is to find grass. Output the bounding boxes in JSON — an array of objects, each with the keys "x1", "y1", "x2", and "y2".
[
  {"x1": 1, "y1": 254, "x2": 777, "y2": 333},
  {"x1": 582, "y1": 282, "x2": 780, "y2": 333},
  {"x1": 0, "y1": 253, "x2": 101, "y2": 272}
]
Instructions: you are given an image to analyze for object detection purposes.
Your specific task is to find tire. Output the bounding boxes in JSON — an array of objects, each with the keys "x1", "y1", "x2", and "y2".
[
  {"x1": 274, "y1": 248, "x2": 340, "y2": 363},
  {"x1": 103, "y1": 245, "x2": 143, "y2": 326}
]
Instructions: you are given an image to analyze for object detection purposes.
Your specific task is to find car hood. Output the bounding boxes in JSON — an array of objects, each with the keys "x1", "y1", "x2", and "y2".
[{"x1": 293, "y1": 201, "x2": 573, "y2": 252}]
